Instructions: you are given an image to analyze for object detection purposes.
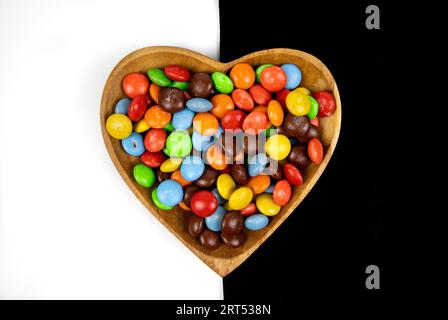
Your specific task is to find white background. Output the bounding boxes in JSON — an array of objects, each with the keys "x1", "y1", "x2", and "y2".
[{"x1": 0, "y1": 0, "x2": 222, "y2": 299}]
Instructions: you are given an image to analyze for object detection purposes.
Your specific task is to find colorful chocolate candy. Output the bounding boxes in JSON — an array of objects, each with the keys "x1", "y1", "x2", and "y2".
[{"x1": 106, "y1": 61, "x2": 337, "y2": 250}]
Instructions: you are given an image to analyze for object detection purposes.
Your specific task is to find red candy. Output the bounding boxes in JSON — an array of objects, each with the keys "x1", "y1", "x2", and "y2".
[
  {"x1": 122, "y1": 73, "x2": 149, "y2": 99},
  {"x1": 273, "y1": 180, "x2": 292, "y2": 206},
  {"x1": 191, "y1": 190, "x2": 218, "y2": 217},
  {"x1": 249, "y1": 84, "x2": 272, "y2": 105},
  {"x1": 308, "y1": 138, "x2": 324, "y2": 164},
  {"x1": 240, "y1": 203, "x2": 257, "y2": 216},
  {"x1": 144, "y1": 128, "x2": 167, "y2": 152},
  {"x1": 242, "y1": 111, "x2": 268, "y2": 135},
  {"x1": 141, "y1": 151, "x2": 166, "y2": 168},
  {"x1": 310, "y1": 117, "x2": 320, "y2": 127},
  {"x1": 275, "y1": 89, "x2": 290, "y2": 108},
  {"x1": 128, "y1": 95, "x2": 150, "y2": 121},
  {"x1": 260, "y1": 66, "x2": 287, "y2": 92},
  {"x1": 164, "y1": 65, "x2": 191, "y2": 82},
  {"x1": 221, "y1": 110, "x2": 246, "y2": 131},
  {"x1": 283, "y1": 163, "x2": 303, "y2": 186},
  {"x1": 313, "y1": 91, "x2": 336, "y2": 117},
  {"x1": 232, "y1": 89, "x2": 254, "y2": 111}
]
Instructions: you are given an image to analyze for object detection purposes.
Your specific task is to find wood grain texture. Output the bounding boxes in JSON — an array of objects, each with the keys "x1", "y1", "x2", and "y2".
[{"x1": 100, "y1": 46, "x2": 341, "y2": 277}]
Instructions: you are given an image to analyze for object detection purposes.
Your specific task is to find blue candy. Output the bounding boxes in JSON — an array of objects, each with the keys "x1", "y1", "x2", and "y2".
[
  {"x1": 244, "y1": 214, "x2": 269, "y2": 231},
  {"x1": 205, "y1": 206, "x2": 225, "y2": 232},
  {"x1": 289, "y1": 137, "x2": 299, "y2": 146},
  {"x1": 247, "y1": 153, "x2": 268, "y2": 177},
  {"x1": 186, "y1": 98, "x2": 213, "y2": 112},
  {"x1": 172, "y1": 109, "x2": 195, "y2": 130},
  {"x1": 121, "y1": 132, "x2": 145, "y2": 156},
  {"x1": 211, "y1": 188, "x2": 226, "y2": 205},
  {"x1": 180, "y1": 155, "x2": 205, "y2": 181},
  {"x1": 265, "y1": 184, "x2": 275, "y2": 194},
  {"x1": 192, "y1": 130, "x2": 213, "y2": 152},
  {"x1": 157, "y1": 179, "x2": 183, "y2": 206},
  {"x1": 115, "y1": 98, "x2": 131, "y2": 114},
  {"x1": 281, "y1": 64, "x2": 302, "y2": 90}
]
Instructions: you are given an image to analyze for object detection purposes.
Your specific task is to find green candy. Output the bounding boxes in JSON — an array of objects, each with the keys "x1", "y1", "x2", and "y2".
[
  {"x1": 256, "y1": 64, "x2": 274, "y2": 83},
  {"x1": 164, "y1": 122, "x2": 175, "y2": 132},
  {"x1": 265, "y1": 127, "x2": 277, "y2": 137},
  {"x1": 211, "y1": 72, "x2": 234, "y2": 93},
  {"x1": 147, "y1": 68, "x2": 172, "y2": 87},
  {"x1": 133, "y1": 164, "x2": 155, "y2": 188},
  {"x1": 170, "y1": 81, "x2": 189, "y2": 91},
  {"x1": 165, "y1": 130, "x2": 192, "y2": 157},
  {"x1": 307, "y1": 96, "x2": 319, "y2": 120},
  {"x1": 152, "y1": 188, "x2": 174, "y2": 210}
]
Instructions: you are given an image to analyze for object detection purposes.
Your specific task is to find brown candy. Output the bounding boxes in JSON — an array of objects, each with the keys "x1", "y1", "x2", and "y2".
[
  {"x1": 199, "y1": 229, "x2": 220, "y2": 250},
  {"x1": 297, "y1": 125, "x2": 320, "y2": 144},
  {"x1": 221, "y1": 231, "x2": 246, "y2": 248},
  {"x1": 267, "y1": 162, "x2": 283, "y2": 180},
  {"x1": 183, "y1": 185, "x2": 201, "y2": 207},
  {"x1": 243, "y1": 134, "x2": 264, "y2": 155},
  {"x1": 156, "y1": 170, "x2": 171, "y2": 182},
  {"x1": 231, "y1": 164, "x2": 248, "y2": 185},
  {"x1": 195, "y1": 166, "x2": 219, "y2": 188},
  {"x1": 186, "y1": 214, "x2": 204, "y2": 237},
  {"x1": 221, "y1": 211, "x2": 244, "y2": 236},
  {"x1": 158, "y1": 87, "x2": 186, "y2": 113},
  {"x1": 283, "y1": 114, "x2": 310, "y2": 138},
  {"x1": 189, "y1": 72, "x2": 213, "y2": 98},
  {"x1": 219, "y1": 132, "x2": 244, "y2": 160},
  {"x1": 288, "y1": 145, "x2": 312, "y2": 169}
]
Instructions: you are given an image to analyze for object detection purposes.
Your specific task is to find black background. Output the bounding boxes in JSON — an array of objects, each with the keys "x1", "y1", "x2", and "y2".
[{"x1": 220, "y1": 0, "x2": 389, "y2": 300}]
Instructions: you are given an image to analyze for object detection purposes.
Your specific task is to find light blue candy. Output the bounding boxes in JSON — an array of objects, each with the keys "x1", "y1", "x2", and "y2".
[
  {"x1": 172, "y1": 109, "x2": 195, "y2": 130},
  {"x1": 157, "y1": 179, "x2": 183, "y2": 206},
  {"x1": 186, "y1": 98, "x2": 213, "y2": 112},
  {"x1": 265, "y1": 184, "x2": 275, "y2": 194},
  {"x1": 211, "y1": 188, "x2": 225, "y2": 205},
  {"x1": 248, "y1": 153, "x2": 268, "y2": 177},
  {"x1": 115, "y1": 98, "x2": 131, "y2": 115},
  {"x1": 281, "y1": 64, "x2": 302, "y2": 90},
  {"x1": 180, "y1": 155, "x2": 205, "y2": 181},
  {"x1": 205, "y1": 206, "x2": 225, "y2": 232},
  {"x1": 121, "y1": 132, "x2": 145, "y2": 156},
  {"x1": 192, "y1": 130, "x2": 213, "y2": 152},
  {"x1": 244, "y1": 214, "x2": 269, "y2": 231}
]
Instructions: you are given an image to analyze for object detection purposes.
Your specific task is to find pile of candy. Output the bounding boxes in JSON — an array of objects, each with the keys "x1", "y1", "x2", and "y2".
[{"x1": 106, "y1": 62, "x2": 336, "y2": 250}]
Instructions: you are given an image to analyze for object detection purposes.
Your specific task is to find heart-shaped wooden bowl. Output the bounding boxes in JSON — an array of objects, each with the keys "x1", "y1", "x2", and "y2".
[{"x1": 100, "y1": 46, "x2": 341, "y2": 277}]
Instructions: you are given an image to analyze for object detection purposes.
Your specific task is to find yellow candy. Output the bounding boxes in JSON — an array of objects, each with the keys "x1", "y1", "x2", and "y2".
[
  {"x1": 217, "y1": 173, "x2": 236, "y2": 200},
  {"x1": 160, "y1": 157, "x2": 182, "y2": 172},
  {"x1": 265, "y1": 134, "x2": 291, "y2": 161},
  {"x1": 229, "y1": 187, "x2": 253, "y2": 210},
  {"x1": 134, "y1": 119, "x2": 150, "y2": 133},
  {"x1": 294, "y1": 87, "x2": 311, "y2": 95},
  {"x1": 106, "y1": 114, "x2": 132, "y2": 139},
  {"x1": 256, "y1": 193, "x2": 281, "y2": 216},
  {"x1": 286, "y1": 91, "x2": 310, "y2": 116}
]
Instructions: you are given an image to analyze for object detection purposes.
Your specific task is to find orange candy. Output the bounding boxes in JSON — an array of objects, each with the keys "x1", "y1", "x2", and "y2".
[
  {"x1": 230, "y1": 63, "x2": 255, "y2": 90},
  {"x1": 242, "y1": 111, "x2": 268, "y2": 135},
  {"x1": 267, "y1": 100, "x2": 284, "y2": 126},
  {"x1": 211, "y1": 94, "x2": 234, "y2": 119},
  {"x1": 149, "y1": 83, "x2": 161, "y2": 104},
  {"x1": 193, "y1": 113, "x2": 219, "y2": 136},
  {"x1": 144, "y1": 105, "x2": 171, "y2": 128},
  {"x1": 179, "y1": 201, "x2": 191, "y2": 211},
  {"x1": 206, "y1": 144, "x2": 228, "y2": 171},
  {"x1": 246, "y1": 175, "x2": 271, "y2": 194},
  {"x1": 171, "y1": 170, "x2": 192, "y2": 188}
]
